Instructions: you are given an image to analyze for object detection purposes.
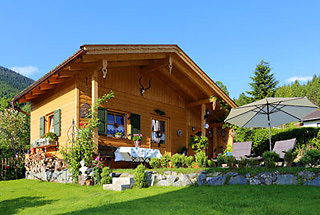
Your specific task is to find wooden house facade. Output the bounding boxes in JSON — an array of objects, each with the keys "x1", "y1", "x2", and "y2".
[{"x1": 13, "y1": 45, "x2": 237, "y2": 167}]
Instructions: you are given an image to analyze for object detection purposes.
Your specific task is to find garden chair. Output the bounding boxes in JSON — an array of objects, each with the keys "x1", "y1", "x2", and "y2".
[
  {"x1": 232, "y1": 141, "x2": 253, "y2": 161},
  {"x1": 272, "y1": 138, "x2": 297, "y2": 160}
]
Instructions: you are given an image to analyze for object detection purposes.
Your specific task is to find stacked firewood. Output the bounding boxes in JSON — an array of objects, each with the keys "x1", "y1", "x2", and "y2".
[{"x1": 25, "y1": 151, "x2": 66, "y2": 173}]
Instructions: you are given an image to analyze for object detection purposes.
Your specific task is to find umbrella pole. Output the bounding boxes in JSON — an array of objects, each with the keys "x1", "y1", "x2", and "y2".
[
  {"x1": 268, "y1": 124, "x2": 272, "y2": 151},
  {"x1": 266, "y1": 102, "x2": 272, "y2": 151}
]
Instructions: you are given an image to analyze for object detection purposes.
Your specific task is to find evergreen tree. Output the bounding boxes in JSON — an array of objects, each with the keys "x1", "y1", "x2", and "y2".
[
  {"x1": 216, "y1": 81, "x2": 229, "y2": 96},
  {"x1": 247, "y1": 60, "x2": 279, "y2": 101},
  {"x1": 235, "y1": 92, "x2": 251, "y2": 106}
]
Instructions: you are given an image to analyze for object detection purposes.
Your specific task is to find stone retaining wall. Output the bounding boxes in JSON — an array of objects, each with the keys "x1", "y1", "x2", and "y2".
[
  {"x1": 115, "y1": 170, "x2": 320, "y2": 187},
  {"x1": 25, "y1": 170, "x2": 73, "y2": 183},
  {"x1": 25, "y1": 169, "x2": 320, "y2": 187}
]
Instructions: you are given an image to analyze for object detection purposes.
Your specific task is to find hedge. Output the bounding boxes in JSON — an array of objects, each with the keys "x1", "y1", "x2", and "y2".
[{"x1": 234, "y1": 127, "x2": 320, "y2": 156}]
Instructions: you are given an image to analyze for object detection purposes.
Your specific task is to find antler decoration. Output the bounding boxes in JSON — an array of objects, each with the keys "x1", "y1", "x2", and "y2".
[{"x1": 139, "y1": 76, "x2": 152, "y2": 96}]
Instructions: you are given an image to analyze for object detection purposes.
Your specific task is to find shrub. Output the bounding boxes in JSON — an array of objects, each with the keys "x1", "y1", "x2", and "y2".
[
  {"x1": 284, "y1": 151, "x2": 298, "y2": 168},
  {"x1": 262, "y1": 151, "x2": 280, "y2": 168},
  {"x1": 134, "y1": 164, "x2": 148, "y2": 188},
  {"x1": 185, "y1": 156, "x2": 194, "y2": 168},
  {"x1": 195, "y1": 151, "x2": 207, "y2": 167},
  {"x1": 247, "y1": 157, "x2": 260, "y2": 168},
  {"x1": 238, "y1": 157, "x2": 248, "y2": 168},
  {"x1": 171, "y1": 154, "x2": 186, "y2": 168},
  {"x1": 217, "y1": 155, "x2": 225, "y2": 167},
  {"x1": 225, "y1": 156, "x2": 237, "y2": 168},
  {"x1": 100, "y1": 167, "x2": 112, "y2": 184},
  {"x1": 149, "y1": 158, "x2": 161, "y2": 169},
  {"x1": 207, "y1": 159, "x2": 216, "y2": 167},
  {"x1": 191, "y1": 135, "x2": 208, "y2": 152},
  {"x1": 300, "y1": 149, "x2": 320, "y2": 167},
  {"x1": 161, "y1": 154, "x2": 171, "y2": 168}
]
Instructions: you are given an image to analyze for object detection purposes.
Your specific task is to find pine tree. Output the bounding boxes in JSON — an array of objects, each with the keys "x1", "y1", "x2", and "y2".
[{"x1": 247, "y1": 60, "x2": 279, "y2": 101}]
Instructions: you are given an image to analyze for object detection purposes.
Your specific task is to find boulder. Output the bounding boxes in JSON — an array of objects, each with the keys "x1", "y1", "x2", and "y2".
[
  {"x1": 206, "y1": 172, "x2": 222, "y2": 177},
  {"x1": 228, "y1": 175, "x2": 248, "y2": 185},
  {"x1": 304, "y1": 175, "x2": 320, "y2": 187},
  {"x1": 156, "y1": 180, "x2": 170, "y2": 186},
  {"x1": 167, "y1": 175, "x2": 178, "y2": 184},
  {"x1": 298, "y1": 171, "x2": 316, "y2": 183},
  {"x1": 275, "y1": 174, "x2": 297, "y2": 185},
  {"x1": 249, "y1": 177, "x2": 261, "y2": 185},
  {"x1": 207, "y1": 176, "x2": 226, "y2": 186},
  {"x1": 197, "y1": 173, "x2": 207, "y2": 186},
  {"x1": 225, "y1": 172, "x2": 238, "y2": 177},
  {"x1": 178, "y1": 173, "x2": 192, "y2": 186}
]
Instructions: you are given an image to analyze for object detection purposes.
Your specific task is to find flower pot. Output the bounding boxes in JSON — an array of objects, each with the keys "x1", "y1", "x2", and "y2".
[
  {"x1": 115, "y1": 135, "x2": 122, "y2": 138},
  {"x1": 134, "y1": 141, "x2": 141, "y2": 148}
]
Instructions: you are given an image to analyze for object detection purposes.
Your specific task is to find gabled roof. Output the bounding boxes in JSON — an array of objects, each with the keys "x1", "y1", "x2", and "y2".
[
  {"x1": 303, "y1": 110, "x2": 320, "y2": 122},
  {"x1": 13, "y1": 44, "x2": 237, "y2": 108}
]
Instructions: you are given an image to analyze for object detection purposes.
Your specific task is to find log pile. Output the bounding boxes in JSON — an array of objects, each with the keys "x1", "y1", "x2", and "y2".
[{"x1": 25, "y1": 151, "x2": 66, "y2": 174}]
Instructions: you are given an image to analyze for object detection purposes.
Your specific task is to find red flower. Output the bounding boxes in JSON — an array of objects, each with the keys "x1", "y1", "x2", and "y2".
[{"x1": 5, "y1": 165, "x2": 9, "y2": 169}]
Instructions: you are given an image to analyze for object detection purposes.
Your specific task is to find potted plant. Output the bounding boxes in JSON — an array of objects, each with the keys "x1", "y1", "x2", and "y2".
[
  {"x1": 114, "y1": 132, "x2": 123, "y2": 138},
  {"x1": 132, "y1": 134, "x2": 143, "y2": 147},
  {"x1": 42, "y1": 132, "x2": 58, "y2": 146}
]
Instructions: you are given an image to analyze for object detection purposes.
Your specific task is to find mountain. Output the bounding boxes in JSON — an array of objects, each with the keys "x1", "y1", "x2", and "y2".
[{"x1": 0, "y1": 66, "x2": 34, "y2": 98}]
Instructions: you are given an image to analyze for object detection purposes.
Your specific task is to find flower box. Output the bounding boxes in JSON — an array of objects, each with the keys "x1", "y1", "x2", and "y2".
[{"x1": 32, "y1": 138, "x2": 57, "y2": 148}]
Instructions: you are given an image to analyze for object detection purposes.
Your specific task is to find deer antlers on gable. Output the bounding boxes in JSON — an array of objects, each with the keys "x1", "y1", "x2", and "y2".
[{"x1": 139, "y1": 76, "x2": 152, "y2": 96}]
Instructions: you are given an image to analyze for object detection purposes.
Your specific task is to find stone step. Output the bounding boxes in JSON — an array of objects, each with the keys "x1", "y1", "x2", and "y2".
[
  {"x1": 103, "y1": 183, "x2": 133, "y2": 191},
  {"x1": 112, "y1": 177, "x2": 135, "y2": 187}
]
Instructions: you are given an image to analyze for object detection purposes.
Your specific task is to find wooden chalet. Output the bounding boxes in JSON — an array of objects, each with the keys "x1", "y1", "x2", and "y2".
[{"x1": 13, "y1": 44, "x2": 237, "y2": 167}]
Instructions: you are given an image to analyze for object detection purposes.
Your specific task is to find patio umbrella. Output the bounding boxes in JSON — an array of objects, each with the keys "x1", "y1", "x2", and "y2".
[{"x1": 225, "y1": 97, "x2": 318, "y2": 151}]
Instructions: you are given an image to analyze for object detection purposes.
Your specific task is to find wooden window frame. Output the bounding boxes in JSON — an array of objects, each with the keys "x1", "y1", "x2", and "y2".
[
  {"x1": 105, "y1": 109, "x2": 129, "y2": 137},
  {"x1": 45, "y1": 112, "x2": 54, "y2": 134}
]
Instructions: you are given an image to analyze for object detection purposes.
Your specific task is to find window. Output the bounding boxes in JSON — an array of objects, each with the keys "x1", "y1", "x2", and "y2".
[
  {"x1": 106, "y1": 112, "x2": 126, "y2": 136},
  {"x1": 40, "y1": 109, "x2": 61, "y2": 137},
  {"x1": 152, "y1": 119, "x2": 166, "y2": 144},
  {"x1": 47, "y1": 113, "x2": 54, "y2": 133}
]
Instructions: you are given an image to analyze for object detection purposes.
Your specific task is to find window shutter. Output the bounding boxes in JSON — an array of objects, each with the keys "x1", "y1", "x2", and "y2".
[
  {"x1": 40, "y1": 116, "x2": 45, "y2": 137},
  {"x1": 54, "y1": 109, "x2": 61, "y2": 137},
  {"x1": 98, "y1": 107, "x2": 107, "y2": 135},
  {"x1": 131, "y1": 113, "x2": 140, "y2": 137}
]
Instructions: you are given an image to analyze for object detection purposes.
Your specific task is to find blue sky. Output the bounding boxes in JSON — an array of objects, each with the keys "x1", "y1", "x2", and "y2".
[{"x1": 1, "y1": 1, "x2": 319, "y2": 99}]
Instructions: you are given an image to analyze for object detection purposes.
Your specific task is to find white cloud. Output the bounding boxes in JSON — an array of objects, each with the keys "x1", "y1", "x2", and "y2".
[
  {"x1": 10, "y1": 66, "x2": 39, "y2": 77},
  {"x1": 286, "y1": 76, "x2": 313, "y2": 83}
]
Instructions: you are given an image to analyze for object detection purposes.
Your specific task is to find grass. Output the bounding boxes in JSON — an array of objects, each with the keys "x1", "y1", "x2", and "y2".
[{"x1": 1, "y1": 179, "x2": 320, "y2": 215}]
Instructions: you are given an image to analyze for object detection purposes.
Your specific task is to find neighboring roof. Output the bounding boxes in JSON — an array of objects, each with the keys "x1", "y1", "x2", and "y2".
[
  {"x1": 303, "y1": 110, "x2": 320, "y2": 122},
  {"x1": 13, "y1": 44, "x2": 237, "y2": 108}
]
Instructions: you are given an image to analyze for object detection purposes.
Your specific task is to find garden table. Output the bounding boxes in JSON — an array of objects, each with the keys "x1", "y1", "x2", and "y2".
[{"x1": 114, "y1": 147, "x2": 162, "y2": 164}]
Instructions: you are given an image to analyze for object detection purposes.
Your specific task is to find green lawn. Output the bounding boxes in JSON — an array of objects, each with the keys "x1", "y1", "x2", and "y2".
[{"x1": 0, "y1": 179, "x2": 319, "y2": 215}]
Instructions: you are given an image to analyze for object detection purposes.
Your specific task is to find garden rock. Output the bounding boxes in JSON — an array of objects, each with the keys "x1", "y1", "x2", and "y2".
[
  {"x1": 249, "y1": 177, "x2": 261, "y2": 185},
  {"x1": 164, "y1": 171, "x2": 172, "y2": 176},
  {"x1": 178, "y1": 173, "x2": 192, "y2": 186},
  {"x1": 257, "y1": 172, "x2": 274, "y2": 185},
  {"x1": 187, "y1": 173, "x2": 197, "y2": 179},
  {"x1": 207, "y1": 176, "x2": 226, "y2": 186},
  {"x1": 304, "y1": 175, "x2": 320, "y2": 187},
  {"x1": 206, "y1": 172, "x2": 222, "y2": 177},
  {"x1": 298, "y1": 171, "x2": 316, "y2": 183},
  {"x1": 275, "y1": 174, "x2": 297, "y2": 185},
  {"x1": 225, "y1": 172, "x2": 238, "y2": 177},
  {"x1": 228, "y1": 175, "x2": 248, "y2": 185},
  {"x1": 156, "y1": 180, "x2": 170, "y2": 186},
  {"x1": 197, "y1": 173, "x2": 207, "y2": 186},
  {"x1": 167, "y1": 175, "x2": 178, "y2": 184}
]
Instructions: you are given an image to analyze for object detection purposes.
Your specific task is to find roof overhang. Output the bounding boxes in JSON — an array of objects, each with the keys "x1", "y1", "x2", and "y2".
[{"x1": 13, "y1": 44, "x2": 237, "y2": 108}]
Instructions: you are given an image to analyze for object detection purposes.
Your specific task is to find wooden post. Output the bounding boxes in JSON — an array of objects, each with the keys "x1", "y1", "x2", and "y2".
[
  {"x1": 213, "y1": 126, "x2": 218, "y2": 158},
  {"x1": 201, "y1": 103, "x2": 206, "y2": 136},
  {"x1": 74, "y1": 80, "x2": 79, "y2": 128},
  {"x1": 92, "y1": 69, "x2": 99, "y2": 149}
]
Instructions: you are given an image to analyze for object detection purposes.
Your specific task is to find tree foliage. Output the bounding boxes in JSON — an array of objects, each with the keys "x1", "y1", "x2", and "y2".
[
  {"x1": 246, "y1": 60, "x2": 279, "y2": 101},
  {"x1": 0, "y1": 66, "x2": 34, "y2": 98},
  {"x1": 0, "y1": 108, "x2": 30, "y2": 158}
]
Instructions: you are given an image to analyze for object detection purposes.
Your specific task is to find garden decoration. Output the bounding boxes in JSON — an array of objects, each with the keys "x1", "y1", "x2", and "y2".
[{"x1": 225, "y1": 97, "x2": 318, "y2": 151}]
